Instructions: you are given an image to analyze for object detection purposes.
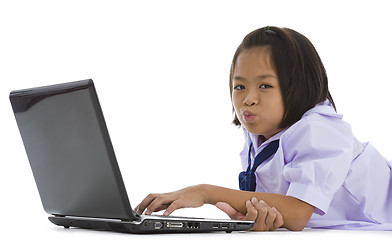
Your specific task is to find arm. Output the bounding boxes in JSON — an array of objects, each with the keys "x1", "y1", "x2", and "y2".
[
  {"x1": 204, "y1": 184, "x2": 314, "y2": 231},
  {"x1": 135, "y1": 184, "x2": 314, "y2": 231}
]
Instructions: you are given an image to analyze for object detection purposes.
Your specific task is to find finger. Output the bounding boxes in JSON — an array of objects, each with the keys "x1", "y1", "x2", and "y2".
[
  {"x1": 135, "y1": 204, "x2": 166, "y2": 214},
  {"x1": 249, "y1": 199, "x2": 271, "y2": 231},
  {"x1": 136, "y1": 193, "x2": 159, "y2": 214},
  {"x1": 244, "y1": 200, "x2": 258, "y2": 221},
  {"x1": 150, "y1": 205, "x2": 170, "y2": 213},
  {"x1": 215, "y1": 202, "x2": 245, "y2": 220},
  {"x1": 163, "y1": 199, "x2": 186, "y2": 216},
  {"x1": 134, "y1": 205, "x2": 140, "y2": 214},
  {"x1": 264, "y1": 207, "x2": 277, "y2": 229},
  {"x1": 146, "y1": 195, "x2": 176, "y2": 215},
  {"x1": 252, "y1": 198, "x2": 268, "y2": 220},
  {"x1": 272, "y1": 207, "x2": 284, "y2": 229}
]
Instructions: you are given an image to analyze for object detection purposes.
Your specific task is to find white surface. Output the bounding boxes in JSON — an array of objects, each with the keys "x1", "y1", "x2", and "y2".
[
  {"x1": 1, "y1": 0, "x2": 391, "y2": 239},
  {"x1": 12, "y1": 223, "x2": 392, "y2": 240}
]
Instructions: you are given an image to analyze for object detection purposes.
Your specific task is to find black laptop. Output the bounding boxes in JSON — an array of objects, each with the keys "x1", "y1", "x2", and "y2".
[{"x1": 9, "y1": 79, "x2": 254, "y2": 234}]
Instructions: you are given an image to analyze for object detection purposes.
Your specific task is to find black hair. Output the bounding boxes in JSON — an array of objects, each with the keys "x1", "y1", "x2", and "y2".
[{"x1": 230, "y1": 26, "x2": 336, "y2": 128}]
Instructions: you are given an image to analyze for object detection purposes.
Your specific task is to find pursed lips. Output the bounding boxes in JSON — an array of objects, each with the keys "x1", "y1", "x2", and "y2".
[{"x1": 242, "y1": 110, "x2": 256, "y2": 122}]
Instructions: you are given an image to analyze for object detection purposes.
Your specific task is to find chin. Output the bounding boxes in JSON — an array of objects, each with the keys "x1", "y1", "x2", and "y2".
[
  {"x1": 244, "y1": 125, "x2": 277, "y2": 138},
  {"x1": 243, "y1": 125, "x2": 263, "y2": 135}
]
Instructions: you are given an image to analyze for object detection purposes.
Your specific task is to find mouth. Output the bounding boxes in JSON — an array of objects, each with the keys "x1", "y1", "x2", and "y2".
[{"x1": 242, "y1": 110, "x2": 256, "y2": 122}]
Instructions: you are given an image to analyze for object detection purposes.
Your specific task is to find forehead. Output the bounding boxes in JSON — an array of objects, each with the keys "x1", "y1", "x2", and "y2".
[{"x1": 234, "y1": 47, "x2": 276, "y2": 77}]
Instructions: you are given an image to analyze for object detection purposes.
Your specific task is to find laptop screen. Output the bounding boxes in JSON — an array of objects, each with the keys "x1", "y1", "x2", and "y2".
[{"x1": 10, "y1": 80, "x2": 137, "y2": 220}]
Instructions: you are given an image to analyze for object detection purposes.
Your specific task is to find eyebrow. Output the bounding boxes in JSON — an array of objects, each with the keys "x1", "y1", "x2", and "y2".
[{"x1": 233, "y1": 74, "x2": 277, "y2": 81}]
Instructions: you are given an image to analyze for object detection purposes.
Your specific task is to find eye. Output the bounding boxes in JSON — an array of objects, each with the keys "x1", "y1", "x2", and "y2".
[
  {"x1": 234, "y1": 85, "x2": 245, "y2": 90},
  {"x1": 260, "y1": 84, "x2": 272, "y2": 89}
]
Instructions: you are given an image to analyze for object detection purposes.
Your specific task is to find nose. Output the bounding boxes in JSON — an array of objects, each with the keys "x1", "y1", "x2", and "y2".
[{"x1": 243, "y1": 90, "x2": 259, "y2": 106}]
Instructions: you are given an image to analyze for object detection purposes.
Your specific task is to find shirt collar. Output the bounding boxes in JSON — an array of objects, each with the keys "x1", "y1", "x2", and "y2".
[
  {"x1": 243, "y1": 99, "x2": 341, "y2": 152},
  {"x1": 248, "y1": 130, "x2": 284, "y2": 152},
  {"x1": 303, "y1": 99, "x2": 342, "y2": 119}
]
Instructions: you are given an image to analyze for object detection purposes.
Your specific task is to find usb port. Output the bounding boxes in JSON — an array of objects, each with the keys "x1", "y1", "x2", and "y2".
[
  {"x1": 221, "y1": 224, "x2": 229, "y2": 229},
  {"x1": 212, "y1": 223, "x2": 220, "y2": 229}
]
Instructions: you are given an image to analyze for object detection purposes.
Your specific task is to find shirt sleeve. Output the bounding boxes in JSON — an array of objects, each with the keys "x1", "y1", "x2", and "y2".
[{"x1": 281, "y1": 115, "x2": 354, "y2": 215}]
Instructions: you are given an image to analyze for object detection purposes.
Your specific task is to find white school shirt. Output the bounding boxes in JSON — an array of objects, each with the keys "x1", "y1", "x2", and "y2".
[{"x1": 240, "y1": 100, "x2": 392, "y2": 230}]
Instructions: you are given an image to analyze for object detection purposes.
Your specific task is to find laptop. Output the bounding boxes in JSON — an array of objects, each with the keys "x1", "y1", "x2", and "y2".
[{"x1": 9, "y1": 79, "x2": 254, "y2": 233}]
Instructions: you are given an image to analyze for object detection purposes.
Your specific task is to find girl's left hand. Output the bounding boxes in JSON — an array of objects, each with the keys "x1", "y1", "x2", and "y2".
[
  {"x1": 135, "y1": 185, "x2": 207, "y2": 216},
  {"x1": 216, "y1": 197, "x2": 284, "y2": 231}
]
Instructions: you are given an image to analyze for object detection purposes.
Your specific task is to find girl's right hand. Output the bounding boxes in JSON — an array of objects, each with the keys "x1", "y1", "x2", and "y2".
[
  {"x1": 135, "y1": 185, "x2": 207, "y2": 216},
  {"x1": 216, "y1": 197, "x2": 284, "y2": 231}
]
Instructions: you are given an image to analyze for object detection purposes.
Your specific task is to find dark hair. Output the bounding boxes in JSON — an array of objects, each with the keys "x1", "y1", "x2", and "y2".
[{"x1": 230, "y1": 26, "x2": 336, "y2": 128}]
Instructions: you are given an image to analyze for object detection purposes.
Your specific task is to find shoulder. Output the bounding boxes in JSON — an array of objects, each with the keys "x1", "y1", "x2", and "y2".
[
  {"x1": 283, "y1": 101, "x2": 352, "y2": 141},
  {"x1": 280, "y1": 101, "x2": 354, "y2": 161}
]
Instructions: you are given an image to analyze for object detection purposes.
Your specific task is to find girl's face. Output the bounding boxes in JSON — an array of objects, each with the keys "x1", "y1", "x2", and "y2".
[{"x1": 232, "y1": 47, "x2": 284, "y2": 140}]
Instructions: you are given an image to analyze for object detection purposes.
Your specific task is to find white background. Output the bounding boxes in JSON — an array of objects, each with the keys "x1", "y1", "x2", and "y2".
[{"x1": 1, "y1": 0, "x2": 391, "y2": 239}]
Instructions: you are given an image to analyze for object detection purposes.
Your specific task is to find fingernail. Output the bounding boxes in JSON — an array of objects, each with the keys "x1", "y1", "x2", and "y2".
[
  {"x1": 163, "y1": 211, "x2": 169, "y2": 216},
  {"x1": 246, "y1": 200, "x2": 251, "y2": 206},
  {"x1": 259, "y1": 200, "x2": 265, "y2": 204},
  {"x1": 251, "y1": 197, "x2": 258, "y2": 203},
  {"x1": 145, "y1": 209, "x2": 151, "y2": 215}
]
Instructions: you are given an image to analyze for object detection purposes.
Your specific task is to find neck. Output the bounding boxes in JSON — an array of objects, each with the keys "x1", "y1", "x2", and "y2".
[{"x1": 258, "y1": 135, "x2": 267, "y2": 147}]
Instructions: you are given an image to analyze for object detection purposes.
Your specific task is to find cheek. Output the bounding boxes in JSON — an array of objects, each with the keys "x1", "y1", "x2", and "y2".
[
  {"x1": 263, "y1": 95, "x2": 284, "y2": 123},
  {"x1": 271, "y1": 100, "x2": 285, "y2": 123},
  {"x1": 232, "y1": 95, "x2": 244, "y2": 122},
  {"x1": 232, "y1": 94, "x2": 242, "y2": 112}
]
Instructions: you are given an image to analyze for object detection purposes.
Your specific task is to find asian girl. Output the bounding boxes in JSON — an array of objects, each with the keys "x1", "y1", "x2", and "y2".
[{"x1": 135, "y1": 26, "x2": 392, "y2": 231}]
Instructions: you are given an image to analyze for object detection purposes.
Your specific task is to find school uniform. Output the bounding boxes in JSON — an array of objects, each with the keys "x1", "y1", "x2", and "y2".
[{"x1": 240, "y1": 100, "x2": 392, "y2": 230}]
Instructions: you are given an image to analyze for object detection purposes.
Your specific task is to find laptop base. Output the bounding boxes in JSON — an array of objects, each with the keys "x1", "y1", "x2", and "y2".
[{"x1": 49, "y1": 215, "x2": 252, "y2": 233}]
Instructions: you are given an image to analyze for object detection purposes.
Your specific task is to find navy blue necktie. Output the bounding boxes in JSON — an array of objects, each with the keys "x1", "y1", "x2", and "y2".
[{"x1": 239, "y1": 139, "x2": 280, "y2": 191}]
